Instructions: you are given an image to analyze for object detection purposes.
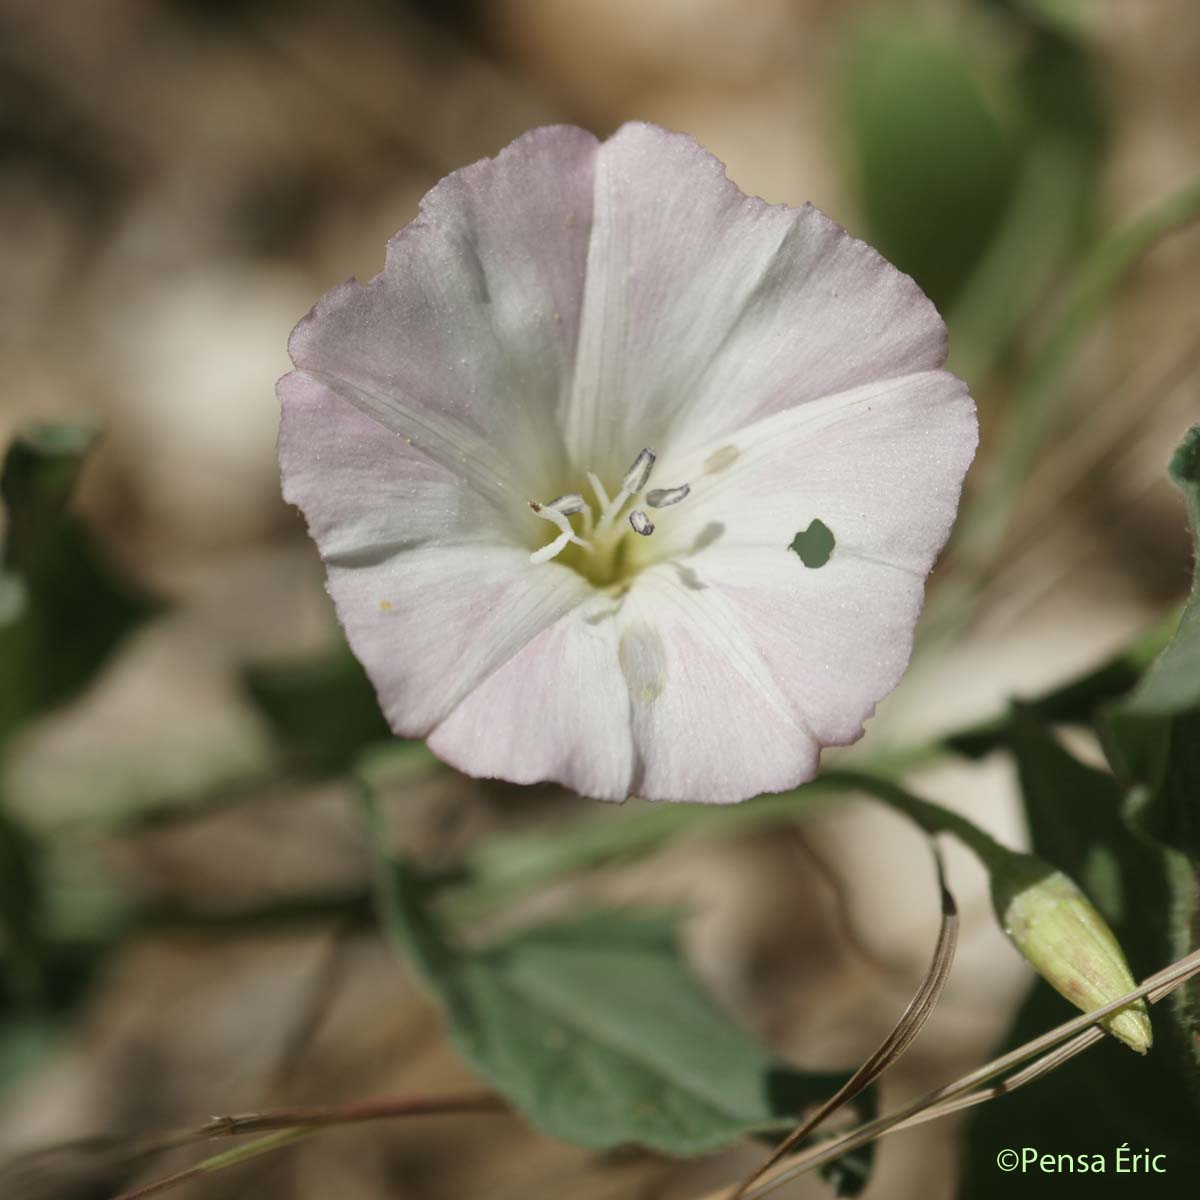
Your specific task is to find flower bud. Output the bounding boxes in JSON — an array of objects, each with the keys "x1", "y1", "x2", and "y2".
[{"x1": 991, "y1": 857, "x2": 1152, "y2": 1053}]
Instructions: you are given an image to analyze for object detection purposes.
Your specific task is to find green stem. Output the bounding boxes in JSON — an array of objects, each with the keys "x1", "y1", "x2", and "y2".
[
  {"x1": 821, "y1": 770, "x2": 1011, "y2": 873},
  {"x1": 440, "y1": 740, "x2": 944, "y2": 924}
]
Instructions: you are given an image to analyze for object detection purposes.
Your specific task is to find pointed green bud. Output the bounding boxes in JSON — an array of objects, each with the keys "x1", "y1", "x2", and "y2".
[{"x1": 991, "y1": 856, "x2": 1152, "y2": 1054}]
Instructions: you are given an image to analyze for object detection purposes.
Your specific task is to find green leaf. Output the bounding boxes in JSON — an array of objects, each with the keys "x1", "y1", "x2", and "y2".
[
  {"x1": 839, "y1": 23, "x2": 1015, "y2": 310},
  {"x1": 381, "y1": 864, "x2": 858, "y2": 1156},
  {"x1": 241, "y1": 642, "x2": 395, "y2": 774},
  {"x1": 361, "y1": 792, "x2": 870, "y2": 1184},
  {"x1": 1104, "y1": 428, "x2": 1199, "y2": 829},
  {"x1": 0, "y1": 424, "x2": 157, "y2": 745}
]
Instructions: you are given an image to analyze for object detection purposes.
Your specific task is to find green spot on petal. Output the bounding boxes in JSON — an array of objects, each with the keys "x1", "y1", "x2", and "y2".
[{"x1": 788, "y1": 519, "x2": 835, "y2": 568}]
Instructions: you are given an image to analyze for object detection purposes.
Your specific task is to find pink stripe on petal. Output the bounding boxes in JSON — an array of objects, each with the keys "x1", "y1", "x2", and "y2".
[
  {"x1": 331, "y1": 543, "x2": 589, "y2": 735},
  {"x1": 430, "y1": 606, "x2": 636, "y2": 801},
  {"x1": 432, "y1": 573, "x2": 825, "y2": 805},
  {"x1": 617, "y1": 576, "x2": 822, "y2": 803},
  {"x1": 279, "y1": 371, "x2": 505, "y2": 559}
]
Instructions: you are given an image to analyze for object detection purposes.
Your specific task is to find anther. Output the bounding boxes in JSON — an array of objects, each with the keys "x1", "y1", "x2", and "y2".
[
  {"x1": 646, "y1": 484, "x2": 689, "y2": 508},
  {"x1": 545, "y1": 493, "x2": 587, "y2": 515},
  {"x1": 629, "y1": 510, "x2": 654, "y2": 536},
  {"x1": 593, "y1": 448, "x2": 659, "y2": 539},
  {"x1": 622, "y1": 449, "x2": 656, "y2": 494}
]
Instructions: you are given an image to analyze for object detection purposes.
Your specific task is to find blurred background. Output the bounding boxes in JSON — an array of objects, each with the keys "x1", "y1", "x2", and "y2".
[{"x1": 1, "y1": 0, "x2": 1198, "y2": 1197}]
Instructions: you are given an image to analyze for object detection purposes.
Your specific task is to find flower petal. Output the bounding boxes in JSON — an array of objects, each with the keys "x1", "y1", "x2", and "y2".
[
  {"x1": 279, "y1": 371, "x2": 504, "y2": 557},
  {"x1": 279, "y1": 372, "x2": 591, "y2": 732},
  {"x1": 429, "y1": 570, "x2": 822, "y2": 804},
  {"x1": 430, "y1": 362, "x2": 969, "y2": 797},
  {"x1": 281, "y1": 122, "x2": 979, "y2": 805},
  {"x1": 616, "y1": 572, "x2": 823, "y2": 802},
  {"x1": 634, "y1": 368, "x2": 978, "y2": 746},
  {"x1": 641, "y1": 368, "x2": 976, "y2": 576},
  {"x1": 333, "y1": 543, "x2": 589, "y2": 733},
  {"x1": 679, "y1": 550, "x2": 928, "y2": 748},
  {"x1": 287, "y1": 124, "x2": 600, "y2": 522},
  {"x1": 561, "y1": 122, "x2": 947, "y2": 479},
  {"x1": 428, "y1": 603, "x2": 636, "y2": 801}
]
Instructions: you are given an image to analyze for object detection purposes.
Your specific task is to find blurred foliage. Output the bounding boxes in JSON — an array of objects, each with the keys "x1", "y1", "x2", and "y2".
[
  {"x1": 242, "y1": 643, "x2": 393, "y2": 775},
  {"x1": 946, "y1": 614, "x2": 1176, "y2": 760},
  {"x1": 1, "y1": 426, "x2": 157, "y2": 1089},
  {"x1": 925, "y1": 171, "x2": 1200, "y2": 642},
  {"x1": 1105, "y1": 429, "x2": 1200, "y2": 863},
  {"x1": 984, "y1": 0, "x2": 1092, "y2": 42},
  {"x1": 840, "y1": 4, "x2": 1107, "y2": 382},
  {"x1": 1103, "y1": 427, "x2": 1200, "y2": 1080},
  {"x1": 1005, "y1": 716, "x2": 1181, "y2": 985},
  {"x1": 961, "y1": 429, "x2": 1200, "y2": 1193},
  {"x1": 0, "y1": 425, "x2": 157, "y2": 745},
  {"x1": 841, "y1": 25, "x2": 1016, "y2": 313},
  {"x1": 0, "y1": 807, "x2": 43, "y2": 1005}
]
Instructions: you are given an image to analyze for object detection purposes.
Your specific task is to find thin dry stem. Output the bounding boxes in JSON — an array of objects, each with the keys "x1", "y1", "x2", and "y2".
[
  {"x1": 730, "y1": 946, "x2": 1200, "y2": 1199},
  {"x1": 99, "y1": 1092, "x2": 504, "y2": 1200},
  {"x1": 729, "y1": 842, "x2": 958, "y2": 1199}
]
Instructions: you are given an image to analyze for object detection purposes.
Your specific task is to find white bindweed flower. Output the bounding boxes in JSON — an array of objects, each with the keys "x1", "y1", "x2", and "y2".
[{"x1": 278, "y1": 122, "x2": 977, "y2": 803}]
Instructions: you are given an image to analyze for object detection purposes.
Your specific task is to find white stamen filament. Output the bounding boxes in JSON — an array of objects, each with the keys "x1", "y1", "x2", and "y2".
[
  {"x1": 586, "y1": 470, "x2": 611, "y2": 511},
  {"x1": 530, "y1": 531, "x2": 576, "y2": 564},
  {"x1": 529, "y1": 499, "x2": 591, "y2": 563}
]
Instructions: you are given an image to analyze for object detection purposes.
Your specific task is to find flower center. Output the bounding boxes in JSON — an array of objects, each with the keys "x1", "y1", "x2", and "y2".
[{"x1": 528, "y1": 447, "x2": 690, "y2": 587}]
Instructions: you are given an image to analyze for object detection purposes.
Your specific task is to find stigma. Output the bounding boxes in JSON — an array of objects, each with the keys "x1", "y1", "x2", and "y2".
[{"x1": 528, "y1": 448, "x2": 690, "y2": 565}]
